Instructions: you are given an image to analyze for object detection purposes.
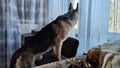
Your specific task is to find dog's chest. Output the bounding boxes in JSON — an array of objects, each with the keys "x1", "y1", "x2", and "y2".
[{"x1": 55, "y1": 21, "x2": 72, "y2": 40}]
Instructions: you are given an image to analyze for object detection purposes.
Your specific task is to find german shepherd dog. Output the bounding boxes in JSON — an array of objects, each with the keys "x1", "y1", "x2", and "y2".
[{"x1": 10, "y1": 3, "x2": 78, "y2": 68}]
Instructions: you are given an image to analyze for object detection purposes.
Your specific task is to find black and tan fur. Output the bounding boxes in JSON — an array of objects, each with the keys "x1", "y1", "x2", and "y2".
[
  {"x1": 86, "y1": 47, "x2": 108, "y2": 68},
  {"x1": 10, "y1": 3, "x2": 78, "y2": 68}
]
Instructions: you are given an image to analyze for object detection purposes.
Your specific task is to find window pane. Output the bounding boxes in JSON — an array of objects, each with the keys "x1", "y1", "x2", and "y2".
[{"x1": 108, "y1": 0, "x2": 120, "y2": 42}]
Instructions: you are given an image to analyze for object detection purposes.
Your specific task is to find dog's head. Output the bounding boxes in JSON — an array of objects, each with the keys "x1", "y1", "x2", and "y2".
[
  {"x1": 67, "y1": 3, "x2": 78, "y2": 27},
  {"x1": 58, "y1": 3, "x2": 78, "y2": 27}
]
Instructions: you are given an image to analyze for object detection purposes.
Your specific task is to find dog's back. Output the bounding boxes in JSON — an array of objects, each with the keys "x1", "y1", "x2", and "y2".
[{"x1": 27, "y1": 23, "x2": 57, "y2": 54}]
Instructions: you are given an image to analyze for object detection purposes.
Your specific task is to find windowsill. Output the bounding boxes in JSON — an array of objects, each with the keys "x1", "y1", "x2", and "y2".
[{"x1": 108, "y1": 32, "x2": 120, "y2": 42}]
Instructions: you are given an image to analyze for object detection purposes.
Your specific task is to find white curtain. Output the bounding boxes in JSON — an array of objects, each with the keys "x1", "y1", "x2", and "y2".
[
  {"x1": 48, "y1": 0, "x2": 69, "y2": 22},
  {"x1": 76, "y1": 0, "x2": 111, "y2": 56},
  {"x1": 0, "y1": 0, "x2": 48, "y2": 68},
  {"x1": 48, "y1": 0, "x2": 78, "y2": 22}
]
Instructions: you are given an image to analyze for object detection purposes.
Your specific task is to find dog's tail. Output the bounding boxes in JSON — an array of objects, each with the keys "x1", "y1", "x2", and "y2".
[
  {"x1": 9, "y1": 47, "x2": 23, "y2": 68},
  {"x1": 10, "y1": 52, "x2": 19, "y2": 68}
]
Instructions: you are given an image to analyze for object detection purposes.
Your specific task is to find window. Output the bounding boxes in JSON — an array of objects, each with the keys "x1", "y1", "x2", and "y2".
[{"x1": 108, "y1": 0, "x2": 120, "y2": 42}]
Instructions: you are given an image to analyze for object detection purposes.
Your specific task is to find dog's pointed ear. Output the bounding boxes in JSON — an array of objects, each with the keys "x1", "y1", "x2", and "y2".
[
  {"x1": 69, "y1": 3, "x2": 73, "y2": 11},
  {"x1": 75, "y1": 3, "x2": 78, "y2": 12}
]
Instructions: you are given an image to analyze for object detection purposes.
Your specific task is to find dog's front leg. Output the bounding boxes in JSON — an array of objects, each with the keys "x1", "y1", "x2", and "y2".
[{"x1": 53, "y1": 39, "x2": 63, "y2": 61}]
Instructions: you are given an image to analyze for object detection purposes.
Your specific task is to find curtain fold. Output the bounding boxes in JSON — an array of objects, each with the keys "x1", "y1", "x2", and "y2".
[
  {"x1": 0, "y1": 0, "x2": 48, "y2": 68},
  {"x1": 77, "y1": 0, "x2": 110, "y2": 56},
  {"x1": 0, "y1": 0, "x2": 8, "y2": 68}
]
